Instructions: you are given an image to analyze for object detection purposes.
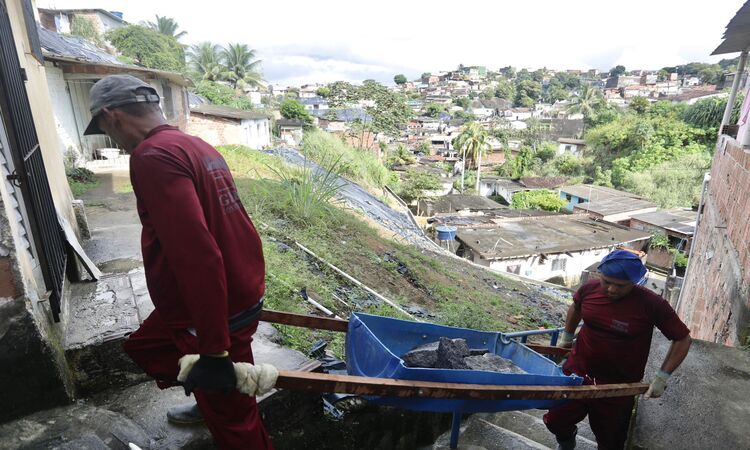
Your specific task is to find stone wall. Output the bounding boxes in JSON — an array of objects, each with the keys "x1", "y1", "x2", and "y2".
[{"x1": 678, "y1": 136, "x2": 750, "y2": 346}]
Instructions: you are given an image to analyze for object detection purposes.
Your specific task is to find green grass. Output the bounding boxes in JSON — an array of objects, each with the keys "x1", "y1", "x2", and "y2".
[
  {"x1": 301, "y1": 130, "x2": 395, "y2": 190},
  {"x1": 216, "y1": 144, "x2": 569, "y2": 357},
  {"x1": 68, "y1": 179, "x2": 98, "y2": 197}
]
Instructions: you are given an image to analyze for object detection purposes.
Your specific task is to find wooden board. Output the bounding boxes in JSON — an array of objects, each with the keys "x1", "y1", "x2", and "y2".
[
  {"x1": 260, "y1": 309, "x2": 349, "y2": 332},
  {"x1": 275, "y1": 370, "x2": 648, "y2": 401}
]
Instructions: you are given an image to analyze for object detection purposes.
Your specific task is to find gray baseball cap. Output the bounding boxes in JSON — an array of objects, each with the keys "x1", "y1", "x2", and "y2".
[{"x1": 83, "y1": 74, "x2": 161, "y2": 135}]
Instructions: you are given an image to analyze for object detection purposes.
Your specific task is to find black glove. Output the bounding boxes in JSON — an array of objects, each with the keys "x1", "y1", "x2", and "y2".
[{"x1": 183, "y1": 354, "x2": 237, "y2": 396}]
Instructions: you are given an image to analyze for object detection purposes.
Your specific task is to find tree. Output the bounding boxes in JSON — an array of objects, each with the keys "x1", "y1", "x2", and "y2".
[
  {"x1": 69, "y1": 16, "x2": 103, "y2": 47},
  {"x1": 494, "y1": 79, "x2": 514, "y2": 100},
  {"x1": 398, "y1": 170, "x2": 442, "y2": 215},
  {"x1": 146, "y1": 15, "x2": 186, "y2": 39},
  {"x1": 567, "y1": 84, "x2": 604, "y2": 130},
  {"x1": 629, "y1": 96, "x2": 650, "y2": 115},
  {"x1": 452, "y1": 122, "x2": 490, "y2": 192},
  {"x1": 194, "y1": 81, "x2": 252, "y2": 110},
  {"x1": 424, "y1": 103, "x2": 446, "y2": 118},
  {"x1": 514, "y1": 80, "x2": 542, "y2": 107},
  {"x1": 280, "y1": 99, "x2": 314, "y2": 127},
  {"x1": 187, "y1": 42, "x2": 223, "y2": 82},
  {"x1": 316, "y1": 86, "x2": 331, "y2": 98},
  {"x1": 453, "y1": 97, "x2": 471, "y2": 109},
  {"x1": 106, "y1": 25, "x2": 185, "y2": 72},
  {"x1": 221, "y1": 43, "x2": 262, "y2": 89},
  {"x1": 683, "y1": 93, "x2": 743, "y2": 134},
  {"x1": 609, "y1": 65, "x2": 626, "y2": 77},
  {"x1": 394, "y1": 74, "x2": 407, "y2": 85}
]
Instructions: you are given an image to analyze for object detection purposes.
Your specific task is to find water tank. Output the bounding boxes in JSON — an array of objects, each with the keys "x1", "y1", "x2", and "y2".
[{"x1": 436, "y1": 225, "x2": 457, "y2": 241}]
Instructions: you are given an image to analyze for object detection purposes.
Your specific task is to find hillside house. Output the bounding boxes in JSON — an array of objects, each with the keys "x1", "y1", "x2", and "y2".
[
  {"x1": 630, "y1": 209, "x2": 697, "y2": 270},
  {"x1": 38, "y1": 7, "x2": 125, "y2": 34},
  {"x1": 560, "y1": 184, "x2": 656, "y2": 215},
  {"x1": 277, "y1": 119, "x2": 305, "y2": 146},
  {"x1": 454, "y1": 216, "x2": 651, "y2": 286},
  {"x1": 39, "y1": 27, "x2": 189, "y2": 163},
  {"x1": 187, "y1": 104, "x2": 271, "y2": 149},
  {"x1": 557, "y1": 138, "x2": 586, "y2": 155}
]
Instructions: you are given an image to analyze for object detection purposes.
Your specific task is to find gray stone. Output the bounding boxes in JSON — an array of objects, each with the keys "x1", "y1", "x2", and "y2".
[
  {"x1": 402, "y1": 341, "x2": 439, "y2": 368},
  {"x1": 436, "y1": 337, "x2": 470, "y2": 370},
  {"x1": 464, "y1": 353, "x2": 526, "y2": 374}
]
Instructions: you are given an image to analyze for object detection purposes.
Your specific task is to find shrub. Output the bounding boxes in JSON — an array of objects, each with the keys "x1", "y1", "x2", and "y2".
[{"x1": 511, "y1": 189, "x2": 567, "y2": 212}]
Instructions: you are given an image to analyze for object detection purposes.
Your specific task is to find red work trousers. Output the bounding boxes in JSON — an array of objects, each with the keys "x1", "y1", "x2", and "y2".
[
  {"x1": 543, "y1": 388, "x2": 635, "y2": 450},
  {"x1": 123, "y1": 310, "x2": 273, "y2": 450}
]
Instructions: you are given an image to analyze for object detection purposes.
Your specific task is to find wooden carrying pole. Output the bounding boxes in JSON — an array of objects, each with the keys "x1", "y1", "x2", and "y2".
[
  {"x1": 260, "y1": 309, "x2": 647, "y2": 400},
  {"x1": 275, "y1": 371, "x2": 648, "y2": 401}
]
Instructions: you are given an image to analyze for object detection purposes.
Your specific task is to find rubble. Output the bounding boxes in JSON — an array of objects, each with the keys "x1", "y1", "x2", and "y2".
[{"x1": 402, "y1": 338, "x2": 524, "y2": 373}]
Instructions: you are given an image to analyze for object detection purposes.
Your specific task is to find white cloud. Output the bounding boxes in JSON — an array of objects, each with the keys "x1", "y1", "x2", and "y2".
[{"x1": 37, "y1": 0, "x2": 746, "y2": 85}]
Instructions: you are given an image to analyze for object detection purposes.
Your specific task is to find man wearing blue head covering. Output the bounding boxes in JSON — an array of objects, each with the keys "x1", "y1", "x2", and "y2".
[{"x1": 544, "y1": 249, "x2": 692, "y2": 450}]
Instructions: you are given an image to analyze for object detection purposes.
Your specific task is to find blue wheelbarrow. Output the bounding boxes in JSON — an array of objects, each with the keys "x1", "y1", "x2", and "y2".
[{"x1": 264, "y1": 310, "x2": 649, "y2": 449}]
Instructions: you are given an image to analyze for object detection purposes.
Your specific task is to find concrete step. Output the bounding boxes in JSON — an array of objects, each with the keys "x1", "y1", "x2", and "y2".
[
  {"x1": 430, "y1": 415, "x2": 552, "y2": 450},
  {"x1": 524, "y1": 408, "x2": 596, "y2": 443},
  {"x1": 63, "y1": 267, "x2": 313, "y2": 397},
  {"x1": 63, "y1": 270, "x2": 150, "y2": 396},
  {"x1": 480, "y1": 411, "x2": 597, "y2": 450}
]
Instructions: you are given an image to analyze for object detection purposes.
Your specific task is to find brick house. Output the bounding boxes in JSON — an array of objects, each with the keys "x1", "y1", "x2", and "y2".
[{"x1": 188, "y1": 104, "x2": 271, "y2": 149}]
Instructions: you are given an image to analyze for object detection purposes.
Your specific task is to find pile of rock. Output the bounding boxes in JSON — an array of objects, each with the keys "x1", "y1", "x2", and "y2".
[{"x1": 401, "y1": 337, "x2": 526, "y2": 374}]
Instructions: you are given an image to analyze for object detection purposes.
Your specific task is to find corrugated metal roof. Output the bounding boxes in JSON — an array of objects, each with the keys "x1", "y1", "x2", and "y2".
[
  {"x1": 712, "y1": 0, "x2": 750, "y2": 55},
  {"x1": 39, "y1": 27, "x2": 190, "y2": 87},
  {"x1": 39, "y1": 26, "x2": 124, "y2": 65}
]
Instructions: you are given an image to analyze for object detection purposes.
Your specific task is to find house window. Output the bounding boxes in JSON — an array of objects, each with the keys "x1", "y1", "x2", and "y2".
[
  {"x1": 565, "y1": 145, "x2": 573, "y2": 152},
  {"x1": 552, "y1": 258, "x2": 567, "y2": 271},
  {"x1": 506, "y1": 264, "x2": 521, "y2": 275},
  {"x1": 565, "y1": 194, "x2": 572, "y2": 201}
]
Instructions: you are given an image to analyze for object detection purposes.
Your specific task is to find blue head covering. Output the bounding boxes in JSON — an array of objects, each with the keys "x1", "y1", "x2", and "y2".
[{"x1": 597, "y1": 249, "x2": 648, "y2": 285}]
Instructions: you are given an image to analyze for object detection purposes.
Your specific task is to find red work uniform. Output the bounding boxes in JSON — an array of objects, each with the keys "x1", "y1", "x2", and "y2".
[
  {"x1": 121, "y1": 125, "x2": 272, "y2": 450},
  {"x1": 544, "y1": 279, "x2": 689, "y2": 450}
]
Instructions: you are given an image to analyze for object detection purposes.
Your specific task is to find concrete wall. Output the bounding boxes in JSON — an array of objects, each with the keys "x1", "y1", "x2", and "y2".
[
  {"x1": 241, "y1": 118, "x2": 271, "y2": 149},
  {"x1": 678, "y1": 136, "x2": 750, "y2": 346}
]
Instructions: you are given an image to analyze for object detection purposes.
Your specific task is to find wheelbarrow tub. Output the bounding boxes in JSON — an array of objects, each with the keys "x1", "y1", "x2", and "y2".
[{"x1": 346, "y1": 313, "x2": 582, "y2": 413}]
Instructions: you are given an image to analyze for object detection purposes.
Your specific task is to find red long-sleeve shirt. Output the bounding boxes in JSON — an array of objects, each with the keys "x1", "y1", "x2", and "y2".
[
  {"x1": 130, "y1": 125, "x2": 265, "y2": 354},
  {"x1": 565, "y1": 279, "x2": 689, "y2": 383}
]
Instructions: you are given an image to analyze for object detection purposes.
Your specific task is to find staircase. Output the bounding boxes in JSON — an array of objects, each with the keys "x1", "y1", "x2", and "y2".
[{"x1": 428, "y1": 409, "x2": 596, "y2": 450}]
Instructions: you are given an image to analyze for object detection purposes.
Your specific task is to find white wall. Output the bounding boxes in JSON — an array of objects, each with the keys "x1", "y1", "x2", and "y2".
[
  {"x1": 240, "y1": 118, "x2": 270, "y2": 149},
  {"x1": 45, "y1": 64, "x2": 82, "y2": 165},
  {"x1": 475, "y1": 247, "x2": 615, "y2": 286}
]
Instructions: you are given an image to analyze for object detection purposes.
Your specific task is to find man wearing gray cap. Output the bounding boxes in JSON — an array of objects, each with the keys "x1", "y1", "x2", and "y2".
[{"x1": 85, "y1": 74, "x2": 271, "y2": 449}]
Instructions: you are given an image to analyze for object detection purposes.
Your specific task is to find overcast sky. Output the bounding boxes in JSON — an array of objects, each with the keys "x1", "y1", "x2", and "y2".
[{"x1": 38, "y1": 0, "x2": 746, "y2": 86}]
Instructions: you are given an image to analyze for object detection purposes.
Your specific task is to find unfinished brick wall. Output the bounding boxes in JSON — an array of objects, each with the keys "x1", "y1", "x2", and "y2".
[
  {"x1": 186, "y1": 114, "x2": 242, "y2": 147},
  {"x1": 679, "y1": 137, "x2": 750, "y2": 346}
]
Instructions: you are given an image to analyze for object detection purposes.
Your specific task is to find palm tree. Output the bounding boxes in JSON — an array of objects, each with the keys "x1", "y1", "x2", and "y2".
[
  {"x1": 453, "y1": 122, "x2": 490, "y2": 193},
  {"x1": 147, "y1": 15, "x2": 187, "y2": 40},
  {"x1": 187, "y1": 42, "x2": 223, "y2": 81},
  {"x1": 221, "y1": 43, "x2": 262, "y2": 89},
  {"x1": 567, "y1": 84, "x2": 603, "y2": 132}
]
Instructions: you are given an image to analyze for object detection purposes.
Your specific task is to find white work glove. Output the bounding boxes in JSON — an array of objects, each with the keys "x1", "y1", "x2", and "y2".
[
  {"x1": 558, "y1": 331, "x2": 575, "y2": 349},
  {"x1": 644, "y1": 370, "x2": 671, "y2": 398},
  {"x1": 178, "y1": 354, "x2": 279, "y2": 397}
]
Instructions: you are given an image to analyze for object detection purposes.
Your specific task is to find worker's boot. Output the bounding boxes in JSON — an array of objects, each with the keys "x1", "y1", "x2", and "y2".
[
  {"x1": 555, "y1": 428, "x2": 577, "y2": 450},
  {"x1": 166, "y1": 403, "x2": 204, "y2": 425}
]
